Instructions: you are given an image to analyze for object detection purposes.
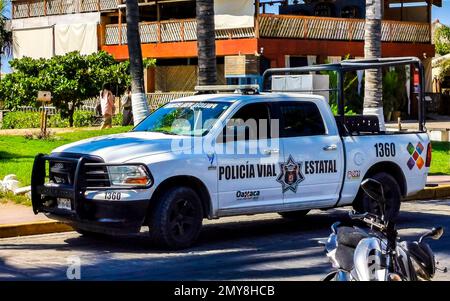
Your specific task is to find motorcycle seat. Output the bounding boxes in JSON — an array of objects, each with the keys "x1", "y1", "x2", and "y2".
[
  {"x1": 335, "y1": 227, "x2": 369, "y2": 271},
  {"x1": 337, "y1": 226, "x2": 369, "y2": 248}
]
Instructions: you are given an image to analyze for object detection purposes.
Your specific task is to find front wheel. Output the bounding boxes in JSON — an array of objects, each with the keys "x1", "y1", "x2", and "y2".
[
  {"x1": 356, "y1": 172, "x2": 401, "y2": 222},
  {"x1": 148, "y1": 187, "x2": 203, "y2": 249}
]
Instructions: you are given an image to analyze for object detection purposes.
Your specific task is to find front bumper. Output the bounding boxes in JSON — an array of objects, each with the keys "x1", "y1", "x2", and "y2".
[{"x1": 31, "y1": 153, "x2": 151, "y2": 234}]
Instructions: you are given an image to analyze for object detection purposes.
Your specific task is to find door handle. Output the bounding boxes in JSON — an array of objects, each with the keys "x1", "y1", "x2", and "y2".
[
  {"x1": 323, "y1": 144, "x2": 338, "y2": 151},
  {"x1": 263, "y1": 149, "x2": 280, "y2": 155}
]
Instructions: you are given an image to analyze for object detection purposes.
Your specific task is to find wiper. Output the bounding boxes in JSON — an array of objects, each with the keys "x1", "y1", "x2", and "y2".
[{"x1": 149, "y1": 130, "x2": 180, "y2": 136}]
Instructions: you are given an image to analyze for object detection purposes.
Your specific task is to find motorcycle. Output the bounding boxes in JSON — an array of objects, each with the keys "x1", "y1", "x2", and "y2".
[{"x1": 323, "y1": 178, "x2": 447, "y2": 281}]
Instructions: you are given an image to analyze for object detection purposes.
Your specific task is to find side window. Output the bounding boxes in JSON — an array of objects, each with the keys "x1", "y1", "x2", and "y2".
[
  {"x1": 280, "y1": 102, "x2": 326, "y2": 137},
  {"x1": 219, "y1": 102, "x2": 271, "y2": 142}
]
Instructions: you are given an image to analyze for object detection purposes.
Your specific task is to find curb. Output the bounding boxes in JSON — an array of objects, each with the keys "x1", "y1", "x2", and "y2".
[
  {"x1": 405, "y1": 184, "x2": 450, "y2": 201},
  {"x1": 0, "y1": 221, "x2": 73, "y2": 239}
]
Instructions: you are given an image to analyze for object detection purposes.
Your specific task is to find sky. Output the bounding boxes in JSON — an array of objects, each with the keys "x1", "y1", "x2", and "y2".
[{"x1": 1, "y1": 0, "x2": 450, "y2": 74}]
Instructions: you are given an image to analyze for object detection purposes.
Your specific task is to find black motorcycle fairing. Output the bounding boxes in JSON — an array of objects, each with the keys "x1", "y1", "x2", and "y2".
[{"x1": 401, "y1": 241, "x2": 436, "y2": 279}]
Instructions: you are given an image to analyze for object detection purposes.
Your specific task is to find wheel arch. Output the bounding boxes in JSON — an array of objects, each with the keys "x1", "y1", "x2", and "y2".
[
  {"x1": 352, "y1": 161, "x2": 407, "y2": 208},
  {"x1": 146, "y1": 175, "x2": 213, "y2": 222}
]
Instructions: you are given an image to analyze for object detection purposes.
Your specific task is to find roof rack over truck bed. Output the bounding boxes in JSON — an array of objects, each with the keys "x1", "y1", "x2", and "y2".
[{"x1": 262, "y1": 57, "x2": 426, "y2": 132}]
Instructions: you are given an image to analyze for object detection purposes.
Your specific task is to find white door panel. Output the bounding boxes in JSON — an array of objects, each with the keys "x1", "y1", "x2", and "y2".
[
  {"x1": 217, "y1": 139, "x2": 283, "y2": 210},
  {"x1": 282, "y1": 135, "x2": 343, "y2": 206}
]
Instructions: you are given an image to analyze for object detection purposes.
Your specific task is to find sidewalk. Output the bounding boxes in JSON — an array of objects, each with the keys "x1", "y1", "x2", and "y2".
[
  {"x1": 427, "y1": 175, "x2": 450, "y2": 186},
  {"x1": 0, "y1": 202, "x2": 49, "y2": 225}
]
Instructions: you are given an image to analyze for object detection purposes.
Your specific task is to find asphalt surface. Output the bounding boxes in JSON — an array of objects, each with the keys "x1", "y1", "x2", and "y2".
[{"x1": 0, "y1": 199, "x2": 449, "y2": 281}]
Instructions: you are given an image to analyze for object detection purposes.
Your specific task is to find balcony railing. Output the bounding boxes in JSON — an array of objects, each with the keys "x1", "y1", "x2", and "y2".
[
  {"x1": 103, "y1": 15, "x2": 430, "y2": 45},
  {"x1": 12, "y1": 0, "x2": 119, "y2": 18},
  {"x1": 103, "y1": 19, "x2": 256, "y2": 45},
  {"x1": 258, "y1": 14, "x2": 431, "y2": 43}
]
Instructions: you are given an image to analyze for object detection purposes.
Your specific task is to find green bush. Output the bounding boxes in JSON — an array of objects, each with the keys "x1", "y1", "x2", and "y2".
[
  {"x1": 0, "y1": 111, "x2": 72, "y2": 129},
  {"x1": 48, "y1": 114, "x2": 70, "y2": 128},
  {"x1": 113, "y1": 113, "x2": 123, "y2": 126},
  {"x1": 1, "y1": 111, "x2": 41, "y2": 129},
  {"x1": 73, "y1": 110, "x2": 95, "y2": 127}
]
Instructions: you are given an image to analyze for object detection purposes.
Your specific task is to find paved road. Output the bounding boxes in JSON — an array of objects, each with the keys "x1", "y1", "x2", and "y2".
[{"x1": 1, "y1": 199, "x2": 449, "y2": 281}]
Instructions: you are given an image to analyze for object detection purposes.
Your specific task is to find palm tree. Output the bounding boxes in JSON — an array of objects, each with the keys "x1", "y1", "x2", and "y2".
[
  {"x1": 125, "y1": 0, "x2": 150, "y2": 125},
  {"x1": 0, "y1": 0, "x2": 13, "y2": 79},
  {"x1": 196, "y1": 0, "x2": 217, "y2": 88},
  {"x1": 363, "y1": 0, "x2": 385, "y2": 130}
]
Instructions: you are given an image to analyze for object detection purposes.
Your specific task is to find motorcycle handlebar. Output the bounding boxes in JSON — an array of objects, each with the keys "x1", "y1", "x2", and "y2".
[{"x1": 349, "y1": 211, "x2": 386, "y2": 231}]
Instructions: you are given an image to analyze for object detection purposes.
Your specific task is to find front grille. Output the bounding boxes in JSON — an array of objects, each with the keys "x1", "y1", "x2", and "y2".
[
  {"x1": 48, "y1": 154, "x2": 110, "y2": 188},
  {"x1": 49, "y1": 160, "x2": 75, "y2": 185},
  {"x1": 83, "y1": 163, "x2": 111, "y2": 188}
]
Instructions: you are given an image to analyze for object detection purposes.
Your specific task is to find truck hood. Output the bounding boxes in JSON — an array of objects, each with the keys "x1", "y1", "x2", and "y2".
[{"x1": 52, "y1": 131, "x2": 189, "y2": 163}]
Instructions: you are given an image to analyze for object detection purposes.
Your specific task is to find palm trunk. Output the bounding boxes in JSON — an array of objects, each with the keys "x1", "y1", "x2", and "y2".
[
  {"x1": 363, "y1": 0, "x2": 385, "y2": 130},
  {"x1": 126, "y1": 0, "x2": 150, "y2": 125},
  {"x1": 196, "y1": 0, "x2": 217, "y2": 87}
]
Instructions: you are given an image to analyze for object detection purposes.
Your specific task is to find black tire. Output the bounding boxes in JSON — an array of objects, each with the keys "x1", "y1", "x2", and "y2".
[
  {"x1": 357, "y1": 172, "x2": 401, "y2": 222},
  {"x1": 148, "y1": 186, "x2": 203, "y2": 249},
  {"x1": 278, "y1": 210, "x2": 310, "y2": 219}
]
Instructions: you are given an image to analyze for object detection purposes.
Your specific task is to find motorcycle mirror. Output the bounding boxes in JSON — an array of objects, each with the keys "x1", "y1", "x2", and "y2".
[
  {"x1": 361, "y1": 178, "x2": 387, "y2": 218},
  {"x1": 361, "y1": 178, "x2": 384, "y2": 203},
  {"x1": 419, "y1": 226, "x2": 444, "y2": 243}
]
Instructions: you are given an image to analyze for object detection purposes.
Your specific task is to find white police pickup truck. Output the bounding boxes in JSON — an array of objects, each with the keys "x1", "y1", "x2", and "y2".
[{"x1": 31, "y1": 58, "x2": 431, "y2": 249}]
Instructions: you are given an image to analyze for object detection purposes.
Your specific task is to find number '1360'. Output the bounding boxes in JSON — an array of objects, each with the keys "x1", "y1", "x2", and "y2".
[{"x1": 374, "y1": 143, "x2": 396, "y2": 157}]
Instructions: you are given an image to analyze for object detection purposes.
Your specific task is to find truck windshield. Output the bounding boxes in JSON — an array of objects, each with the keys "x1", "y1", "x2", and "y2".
[{"x1": 133, "y1": 101, "x2": 230, "y2": 136}]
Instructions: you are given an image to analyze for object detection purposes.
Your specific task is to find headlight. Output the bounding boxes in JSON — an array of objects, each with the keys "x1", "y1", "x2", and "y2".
[{"x1": 107, "y1": 165, "x2": 152, "y2": 187}]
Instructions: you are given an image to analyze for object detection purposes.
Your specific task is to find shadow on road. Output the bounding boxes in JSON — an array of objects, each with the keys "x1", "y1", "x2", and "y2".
[{"x1": 0, "y1": 203, "x2": 449, "y2": 280}]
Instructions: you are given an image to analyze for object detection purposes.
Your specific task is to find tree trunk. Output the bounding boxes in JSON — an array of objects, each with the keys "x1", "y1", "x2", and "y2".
[
  {"x1": 196, "y1": 0, "x2": 217, "y2": 88},
  {"x1": 126, "y1": 0, "x2": 150, "y2": 125},
  {"x1": 363, "y1": 0, "x2": 385, "y2": 130}
]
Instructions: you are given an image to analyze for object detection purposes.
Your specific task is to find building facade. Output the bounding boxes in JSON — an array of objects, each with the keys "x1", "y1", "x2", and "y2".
[{"x1": 10, "y1": 0, "x2": 441, "y2": 92}]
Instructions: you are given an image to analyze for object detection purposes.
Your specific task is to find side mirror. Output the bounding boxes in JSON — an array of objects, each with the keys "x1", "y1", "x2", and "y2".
[
  {"x1": 419, "y1": 227, "x2": 444, "y2": 243},
  {"x1": 360, "y1": 178, "x2": 386, "y2": 216}
]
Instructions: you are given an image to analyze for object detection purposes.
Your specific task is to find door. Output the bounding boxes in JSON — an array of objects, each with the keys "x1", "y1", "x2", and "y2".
[
  {"x1": 278, "y1": 101, "x2": 343, "y2": 208},
  {"x1": 216, "y1": 102, "x2": 283, "y2": 212}
]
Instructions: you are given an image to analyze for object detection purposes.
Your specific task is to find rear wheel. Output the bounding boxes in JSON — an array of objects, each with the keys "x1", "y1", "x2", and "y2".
[
  {"x1": 278, "y1": 210, "x2": 310, "y2": 219},
  {"x1": 148, "y1": 187, "x2": 203, "y2": 249},
  {"x1": 355, "y1": 172, "x2": 401, "y2": 222}
]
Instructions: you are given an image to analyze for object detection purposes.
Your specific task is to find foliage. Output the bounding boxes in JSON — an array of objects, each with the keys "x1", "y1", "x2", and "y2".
[
  {"x1": 0, "y1": 0, "x2": 12, "y2": 59},
  {"x1": 437, "y1": 58, "x2": 450, "y2": 80},
  {"x1": 73, "y1": 110, "x2": 95, "y2": 127},
  {"x1": 1, "y1": 111, "x2": 40, "y2": 129},
  {"x1": 0, "y1": 51, "x2": 132, "y2": 125},
  {"x1": 382, "y1": 67, "x2": 408, "y2": 118},
  {"x1": 434, "y1": 24, "x2": 450, "y2": 56},
  {"x1": 143, "y1": 58, "x2": 157, "y2": 69},
  {"x1": 0, "y1": 126, "x2": 133, "y2": 187},
  {"x1": 330, "y1": 104, "x2": 356, "y2": 116},
  {"x1": 321, "y1": 55, "x2": 364, "y2": 114},
  {"x1": 113, "y1": 113, "x2": 124, "y2": 126}
]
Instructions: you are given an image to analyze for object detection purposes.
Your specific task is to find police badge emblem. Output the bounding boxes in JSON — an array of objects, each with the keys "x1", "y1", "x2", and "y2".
[{"x1": 276, "y1": 155, "x2": 304, "y2": 193}]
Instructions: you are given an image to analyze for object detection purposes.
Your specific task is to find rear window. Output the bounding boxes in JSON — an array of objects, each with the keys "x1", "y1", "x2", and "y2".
[{"x1": 279, "y1": 102, "x2": 326, "y2": 137}]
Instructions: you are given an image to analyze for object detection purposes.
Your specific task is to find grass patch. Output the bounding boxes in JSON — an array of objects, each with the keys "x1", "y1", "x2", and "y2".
[
  {"x1": 0, "y1": 126, "x2": 132, "y2": 187},
  {"x1": 429, "y1": 141, "x2": 450, "y2": 175},
  {"x1": 0, "y1": 191, "x2": 32, "y2": 206}
]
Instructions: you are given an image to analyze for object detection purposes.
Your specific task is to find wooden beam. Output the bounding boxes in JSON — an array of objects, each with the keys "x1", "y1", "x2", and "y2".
[
  {"x1": 255, "y1": 0, "x2": 260, "y2": 39},
  {"x1": 118, "y1": 8, "x2": 122, "y2": 45},
  {"x1": 156, "y1": 0, "x2": 160, "y2": 21}
]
